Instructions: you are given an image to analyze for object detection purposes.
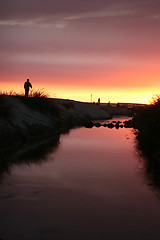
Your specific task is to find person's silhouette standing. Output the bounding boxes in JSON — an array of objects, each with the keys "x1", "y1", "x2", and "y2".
[{"x1": 24, "y1": 79, "x2": 32, "y2": 97}]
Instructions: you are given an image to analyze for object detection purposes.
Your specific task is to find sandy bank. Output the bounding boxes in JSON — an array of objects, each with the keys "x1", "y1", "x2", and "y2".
[{"x1": 0, "y1": 96, "x2": 132, "y2": 153}]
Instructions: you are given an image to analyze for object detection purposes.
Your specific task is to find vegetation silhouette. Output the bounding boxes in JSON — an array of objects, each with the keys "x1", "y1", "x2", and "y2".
[
  {"x1": 134, "y1": 94, "x2": 160, "y2": 196},
  {"x1": 133, "y1": 94, "x2": 160, "y2": 156}
]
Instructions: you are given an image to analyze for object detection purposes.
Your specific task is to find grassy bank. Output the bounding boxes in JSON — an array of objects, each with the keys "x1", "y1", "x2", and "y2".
[
  {"x1": 132, "y1": 96, "x2": 160, "y2": 194},
  {"x1": 0, "y1": 90, "x2": 60, "y2": 120},
  {"x1": 133, "y1": 95, "x2": 160, "y2": 161},
  {"x1": 0, "y1": 90, "x2": 61, "y2": 154}
]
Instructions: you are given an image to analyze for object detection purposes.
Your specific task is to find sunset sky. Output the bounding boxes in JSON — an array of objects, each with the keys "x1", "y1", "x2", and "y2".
[{"x1": 0, "y1": 0, "x2": 160, "y2": 103}]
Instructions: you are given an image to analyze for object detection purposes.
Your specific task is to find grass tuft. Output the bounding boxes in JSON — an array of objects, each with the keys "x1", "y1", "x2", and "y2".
[{"x1": 29, "y1": 89, "x2": 49, "y2": 98}]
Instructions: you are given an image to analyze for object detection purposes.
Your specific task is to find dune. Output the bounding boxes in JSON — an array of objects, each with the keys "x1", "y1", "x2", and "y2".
[{"x1": 0, "y1": 95, "x2": 132, "y2": 153}]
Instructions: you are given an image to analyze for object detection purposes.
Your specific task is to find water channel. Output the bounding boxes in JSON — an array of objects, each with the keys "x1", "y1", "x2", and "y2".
[{"x1": 0, "y1": 117, "x2": 160, "y2": 240}]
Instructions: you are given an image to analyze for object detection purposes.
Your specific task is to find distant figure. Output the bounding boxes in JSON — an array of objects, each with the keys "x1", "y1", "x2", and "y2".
[{"x1": 24, "y1": 79, "x2": 32, "y2": 97}]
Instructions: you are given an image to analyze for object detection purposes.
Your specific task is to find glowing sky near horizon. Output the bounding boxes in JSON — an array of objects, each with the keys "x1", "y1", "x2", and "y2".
[{"x1": 0, "y1": 0, "x2": 160, "y2": 103}]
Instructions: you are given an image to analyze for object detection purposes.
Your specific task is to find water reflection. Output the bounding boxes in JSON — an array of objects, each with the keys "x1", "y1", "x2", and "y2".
[
  {"x1": 136, "y1": 135, "x2": 160, "y2": 197},
  {"x1": 0, "y1": 134, "x2": 60, "y2": 182},
  {"x1": 1, "y1": 122, "x2": 160, "y2": 201},
  {"x1": 1, "y1": 124, "x2": 160, "y2": 240}
]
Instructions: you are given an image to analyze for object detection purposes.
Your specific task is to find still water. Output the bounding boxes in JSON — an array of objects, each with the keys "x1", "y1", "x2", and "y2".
[{"x1": 0, "y1": 117, "x2": 160, "y2": 240}]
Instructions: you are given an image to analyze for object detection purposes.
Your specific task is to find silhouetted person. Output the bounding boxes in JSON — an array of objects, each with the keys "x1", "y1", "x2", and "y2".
[
  {"x1": 24, "y1": 79, "x2": 32, "y2": 97},
  {"x1": 117, "y1": 103, "x2": 120, "y2": 107}
]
